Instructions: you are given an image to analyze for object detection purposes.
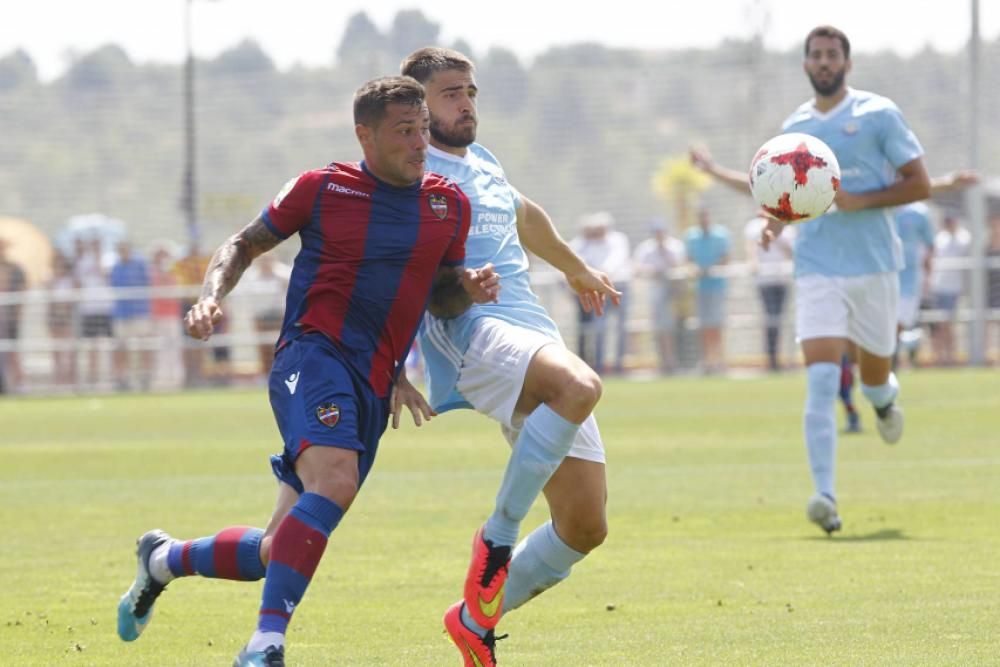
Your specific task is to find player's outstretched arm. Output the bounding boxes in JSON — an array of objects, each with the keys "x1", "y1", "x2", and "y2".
[
  {"x1": 929, "y1": 169, "x2": 979, "y2": 194},
  {"x1": 690, "y1": 146, "x2": 752, "y2": 194},
  {"x1": 427, "y1": 264, "x2": 499, "y2": 319},
  {"x1": 185, "y1": 215, "x2": 282, "y2": 340},
  {"x1": 514, "y1": 195, "x2": 622, "y2": 316}
]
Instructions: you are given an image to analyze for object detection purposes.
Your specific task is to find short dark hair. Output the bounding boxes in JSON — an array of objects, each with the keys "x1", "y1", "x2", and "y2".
[
  {"x1": 805, "y1": 25, "x2": 851, "y2": 60},
  {"x1": 400, "y1": 47, "x2": 475, "y2": 84},
  {"x1": 353, "y1": 75, "x2": 425, "y2": 127}
]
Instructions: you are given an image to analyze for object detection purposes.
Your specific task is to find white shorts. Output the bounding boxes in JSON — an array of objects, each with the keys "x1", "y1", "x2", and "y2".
[
  {"x1": 897, "y1": 294, "x2": 920, "y2": 329},
  {"x1": 455, "y1": 317, "x2": 606, "y2": 464},
  {"x1": 795, "y1": 272, "x2": 898, "y2": 357}
]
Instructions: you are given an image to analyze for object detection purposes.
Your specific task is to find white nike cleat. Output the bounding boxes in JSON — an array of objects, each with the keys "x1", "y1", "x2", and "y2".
[
  {"x1": 875, "y1": 403, "x2": 904, "y2": 445},
  {"x1": 806, "y1": 494, "x2": 842, "y2": 535}
]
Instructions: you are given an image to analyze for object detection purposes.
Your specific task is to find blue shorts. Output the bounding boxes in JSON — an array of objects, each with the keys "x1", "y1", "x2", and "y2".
[
  {"x1": 697, "y1": 289, "x2": 726, "y2": 328},
  {"x1": 267, "y1": 335, "x2": 389, "y2": 494}
]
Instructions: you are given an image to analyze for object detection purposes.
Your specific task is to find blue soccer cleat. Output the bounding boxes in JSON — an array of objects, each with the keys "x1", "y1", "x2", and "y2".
[
  {"x1": 117, "y1": 529, "x2": 171, "y2": 641},
  {"x1": 233, "y1": 645, "x2": 285, "y2": 667},
  {"x1": 844, "y1": 411, "x2": 861, "y2": 434}
]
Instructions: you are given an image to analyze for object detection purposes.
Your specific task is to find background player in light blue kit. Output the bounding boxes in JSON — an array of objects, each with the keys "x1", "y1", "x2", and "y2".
[
  {"x1": 401, "y1": 47, "x2": 620, "y2": 666},
  {"x1": 692, "y1": 25, "x2": 932, "y2": 535},
  {"x1": 894, "y1": 202, "x2": 936, "y2": 367}
]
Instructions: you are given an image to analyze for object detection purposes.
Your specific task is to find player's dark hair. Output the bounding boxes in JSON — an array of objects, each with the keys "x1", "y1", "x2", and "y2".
[
  {"x1": 400, "y1": 47, "x2": 475, "y2": 84},
  {"x1": 353, "y1": 75, "x2": 425, "y2": 128},
  {"x1": 805, "y1": 25, "x2": 850, "y2": 59}
]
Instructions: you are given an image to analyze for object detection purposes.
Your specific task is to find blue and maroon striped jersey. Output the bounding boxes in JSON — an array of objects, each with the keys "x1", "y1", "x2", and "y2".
[{"x1": 261, "y1": 161, "x2": 470, "y2": 398}]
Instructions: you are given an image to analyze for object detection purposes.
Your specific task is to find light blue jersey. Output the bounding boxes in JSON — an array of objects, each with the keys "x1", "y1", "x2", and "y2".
[
  {"x1": 894, "y1": 202, "x2": 935, "y2": 298},
  {"x1": 781, "y1": 88, "x2": 924, "y2": 277},
  {"x1": 419, "y1": 143, "x2": 562, "y2": 412},
  {"x1": 684, "y1": 225, "x2": 730, "y2": 292}
]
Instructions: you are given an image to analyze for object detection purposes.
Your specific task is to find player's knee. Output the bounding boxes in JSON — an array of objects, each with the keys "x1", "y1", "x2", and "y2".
[
  {"x1": 300, "y1": 463, "x2": 359, "y2": 509},
  {"x1": 553, "y1": 371, "x2": 602, "y2": 422},
  {"x1": 558, "y1": 513, "x2": 608, "y2": 553}
]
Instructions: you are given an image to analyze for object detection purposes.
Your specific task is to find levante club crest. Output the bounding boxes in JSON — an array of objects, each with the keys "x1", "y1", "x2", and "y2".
[
  {"x1": 428, "y1": 193, "x2": 449, "y2": 219},
  {"x1": 316, "y1": 403, "x2": 340, "y2": 428}
]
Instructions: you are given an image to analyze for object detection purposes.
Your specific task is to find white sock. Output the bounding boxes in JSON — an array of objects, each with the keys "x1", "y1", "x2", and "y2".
[
  {"x1": 247, "y1": 630, "x2": 285, "y2": 653},
  {"x1": 148, "y1": 541, "x2": 175, "y2": 585}
]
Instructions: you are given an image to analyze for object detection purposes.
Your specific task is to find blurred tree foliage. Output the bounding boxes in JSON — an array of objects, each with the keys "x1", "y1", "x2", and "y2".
[{"x1": 0, "y1": 9, "x2": 996, "y2": 248}]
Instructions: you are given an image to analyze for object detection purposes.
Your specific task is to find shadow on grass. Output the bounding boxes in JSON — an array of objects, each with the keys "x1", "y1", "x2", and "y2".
[{"x1": 804, "y1": 528, "x2": 909, "y2": 542}]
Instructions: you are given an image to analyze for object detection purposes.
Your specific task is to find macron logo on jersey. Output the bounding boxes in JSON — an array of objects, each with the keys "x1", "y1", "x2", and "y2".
[
  {"x1": 326, "y1": 182, "x2": 370, "y2": 198},
  {"x1": 285, "y1": 372, "x2": 299, "y2": 394}
]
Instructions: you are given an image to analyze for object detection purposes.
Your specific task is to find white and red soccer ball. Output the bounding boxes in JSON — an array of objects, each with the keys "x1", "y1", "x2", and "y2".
[{"x1": 748, "y1": 133, "x2": 841, "y2": 223}]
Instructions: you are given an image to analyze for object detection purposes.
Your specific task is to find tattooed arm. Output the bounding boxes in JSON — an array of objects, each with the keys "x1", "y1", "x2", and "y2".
[{"x1": 184, "y1": 215, "x2": 282, "y2": 340}]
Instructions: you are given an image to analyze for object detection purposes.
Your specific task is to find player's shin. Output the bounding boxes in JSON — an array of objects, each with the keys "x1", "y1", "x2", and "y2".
[
  {"x1": 804, "y1": 363, "x2": 840, "y2": 498},
  {"x1": 248, "y1": 492, "x2": 343, "y2": 653},
  {"x1": 485, "y1": 405, "x2": 581, "y2": 547},
  {"x1": 502, "y1": 521, "x2": 583, "y2": 614},
  {"x1": 152, "y1": 526, "x2": 266, "y2": 584}
]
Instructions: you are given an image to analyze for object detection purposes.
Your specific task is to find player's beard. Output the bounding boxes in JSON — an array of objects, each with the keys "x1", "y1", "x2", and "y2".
[
  {"x1": 431, "y1": 114, "x2": 477, "y2": 148},
  {"x1": 808, "y1": 68, "x2": 846, "y2": 97}
]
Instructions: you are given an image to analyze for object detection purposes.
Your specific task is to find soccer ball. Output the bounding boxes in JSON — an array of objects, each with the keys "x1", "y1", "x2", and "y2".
[{"x1": 748, "y1": 133, "x2": 841, "y2": 223}]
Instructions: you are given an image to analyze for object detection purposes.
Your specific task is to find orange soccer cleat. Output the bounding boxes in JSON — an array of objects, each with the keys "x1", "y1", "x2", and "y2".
[
  {"x1": 463, "y1": 525, "x2": 512, "y2": 629},
  {"x1": 444, "y1": 601, "x2": 506, "y2": 667}
]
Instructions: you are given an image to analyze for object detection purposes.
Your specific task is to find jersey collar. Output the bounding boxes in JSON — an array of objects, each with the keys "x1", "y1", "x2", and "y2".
[
  {"x1": 809, "y1": 87, "x2": 855, "y2": 121},
  {"x1": 428, "y1": 143, "x2": 474, "y2": 165}
]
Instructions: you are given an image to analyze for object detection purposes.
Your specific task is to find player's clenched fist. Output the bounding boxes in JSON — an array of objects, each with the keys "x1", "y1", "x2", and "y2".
[{"x1": 184, "y1": 298, "x2": 223, "y2": 341}]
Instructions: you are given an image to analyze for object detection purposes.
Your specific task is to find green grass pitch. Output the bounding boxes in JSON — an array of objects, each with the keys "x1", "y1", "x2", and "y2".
[{"x1": 2, "y1": 368, "x2": 998, "y2": 665}]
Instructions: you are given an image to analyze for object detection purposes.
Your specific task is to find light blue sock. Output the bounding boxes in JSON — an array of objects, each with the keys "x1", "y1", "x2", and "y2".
[
  {"x1": 502, "y1": 521, "x2": 585, "y2": 614},
  {"x1": 804, "y1": 362, "x2": 840, "y2": 499},
  {"x1": 861, "y1": 372, "x2": 899, "y2": 409},
  {"x1": 483, "y1": 404, "x2": 581, "y2": 547}
]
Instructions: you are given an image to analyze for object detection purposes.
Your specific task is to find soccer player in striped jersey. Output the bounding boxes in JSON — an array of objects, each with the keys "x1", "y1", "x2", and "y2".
[
  {"x1": 401, "y1": 48, "x2": 621, "y2": 667},
  {"x1": 116, "y1": 75, "x2": 499, "y2": 667}
]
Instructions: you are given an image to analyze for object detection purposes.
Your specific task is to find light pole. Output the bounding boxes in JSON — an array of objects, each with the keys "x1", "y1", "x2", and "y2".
[
  {"x1": 181, "y1": 0, "x2": 199, "y2": 246},
  {"x1": 967, "y1": 0, "x2": 986, "y2": 365}
]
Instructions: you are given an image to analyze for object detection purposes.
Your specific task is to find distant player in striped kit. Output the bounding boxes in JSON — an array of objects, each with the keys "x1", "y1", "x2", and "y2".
[{"x1": 116, "y1": 76, "x2": 499, "y2": 667}]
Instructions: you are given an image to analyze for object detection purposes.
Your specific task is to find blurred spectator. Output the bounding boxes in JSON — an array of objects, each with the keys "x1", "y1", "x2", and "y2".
[
  {"x1": 74, "y1": 237, "x2": 114, "y2": 387},
  {"x1": 110, "y1": 241, "x2": 153, "y2": 391},
  {"x1": 685, "y1": 208, "x2": 730, "y2": 374},
  {"x1": 241, "y1": 253, "x2": 291, "y2": 375},
  {"x1": 894, "y1": 202, "x2": 935, "y2": 368},
  {"x1": 633, "y1": 219, "x2": 685, "y2": 374},
  {"x1": 150, "y1": 242, "x2": 184, "y2": 390},
  {"x1": 569, "y1": 211, "x2": 631, "y2": 374},
  {"x1": 744, "y1": 214, "x2": 795, "y2": 372},
  {"x1": 172, "y1": 242, "x2": 212, "y2": 387},
  {"x1": 929, "y1": 215, "x2": 971, "y2": 366},
  {"x1": 0, "y1": 238, "x2": 27, "y2": 393},
  {"x1": 988, "y1": 214, "x2": 1000, "y2": 364},
  {"x1": 47, "y1": 252, "x2": 78, "y2": 388}
]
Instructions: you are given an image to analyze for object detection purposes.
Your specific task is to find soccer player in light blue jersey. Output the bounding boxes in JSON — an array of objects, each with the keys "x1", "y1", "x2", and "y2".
[
  {"x1": 894, "y1": 202, "x2": 935, "y2": 365},
  {"x1": 401, "y1": 47, "x2": 621, "y2": 666},
  {"x1": 692, "y1": 26, "x2": 933, "y2": 535}
]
